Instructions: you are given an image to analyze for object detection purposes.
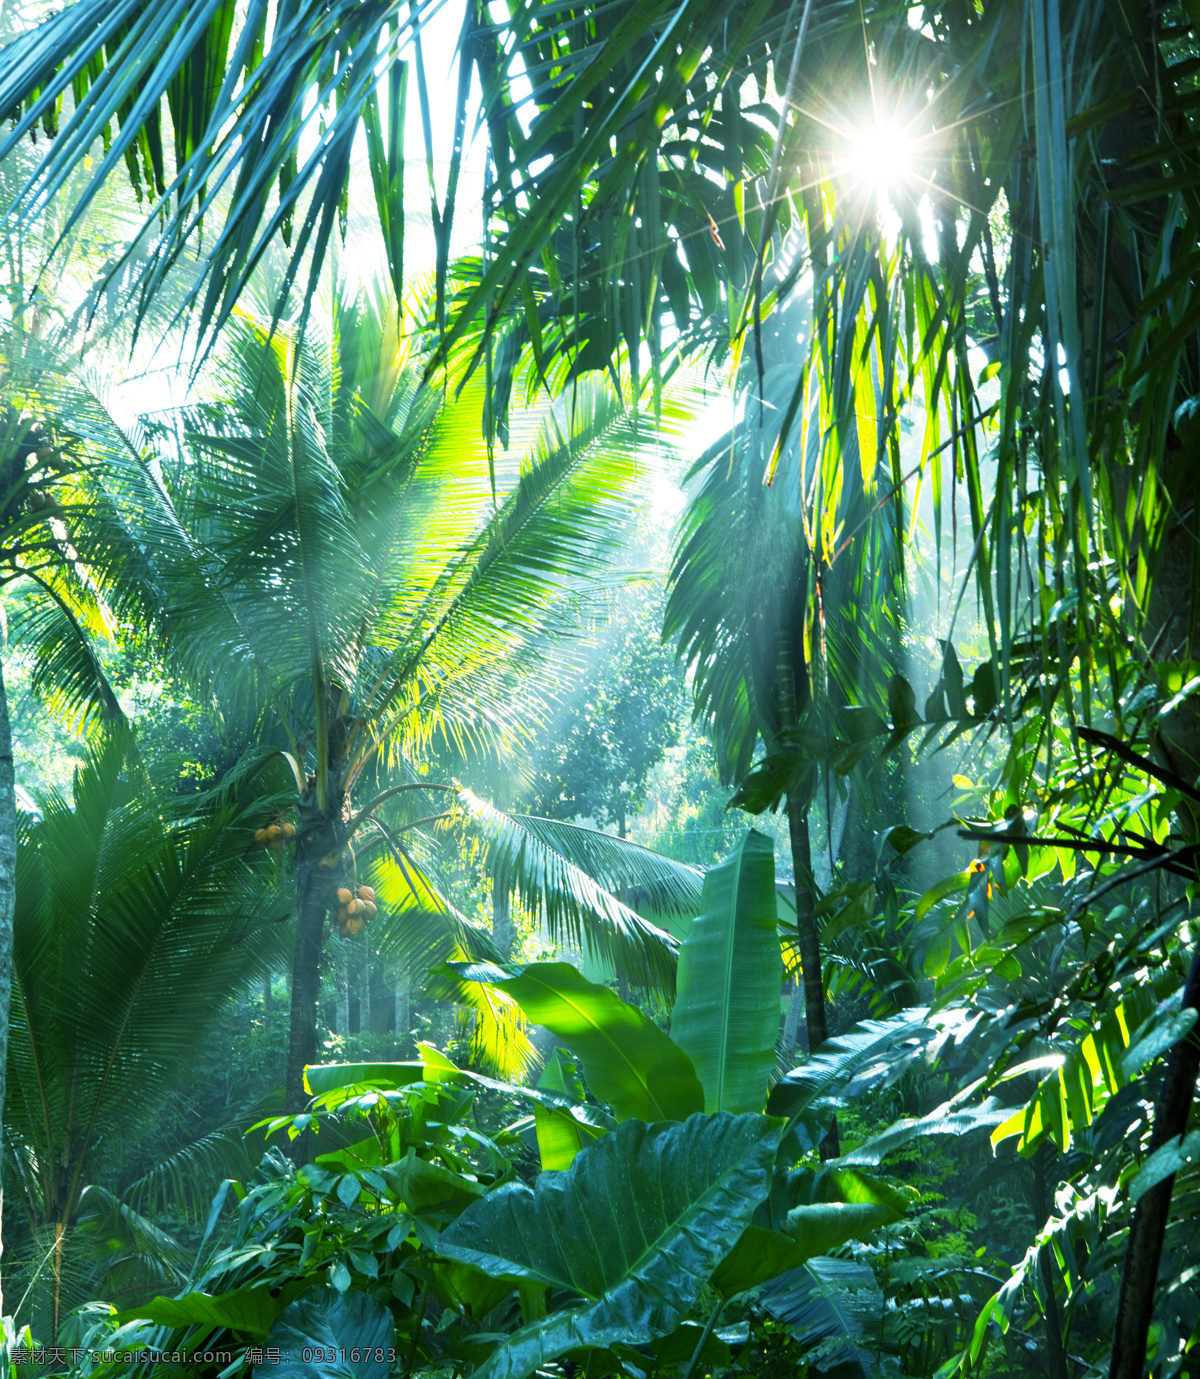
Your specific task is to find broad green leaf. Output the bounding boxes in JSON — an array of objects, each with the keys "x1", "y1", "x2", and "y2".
[
  {"x1": 436, "y1": 1113, "x2": 780, "y2": 1379},
  {"x1": 259, "y1": 1285, "x2": 394, "y2": 1378},
  {"x1": 122, "y1": 1283, "x2": 304, "y2": 1338},
  {"x1": 304, "y1": 1063, "x2": 424, "y2": 1097},
  {"x1": 783, "y1": 1203, "x2": 900, "y2": 1258},
  {"x1": 534, "y1": 1049, "x2": 606, "y2": 1170},
  {"x1": 434, "y1": 1259, "x2": 515, "y2": 1321},
  {"x1": 380, "y1": 1151, "x2": 488, "y2": 1226},
  {"x1": 709, "y1": 1226, "x2": 809, "y2": 1298},
  {"x1": 1121, "y1": 1008, "x2": 1198, "y2": 1078},
  {"x1": 1130, "y1": 1130, "x2": 1200, "y2": 1201},
  {"x1": 670, "y1": 830, "x2": 781, "y2": 1114},
  {"x1": 449, "y1": 961, "x2": 703, "y2": 1122},
  {"x1": 916, "y1": 872, "x2": 969, "y2": 922}
]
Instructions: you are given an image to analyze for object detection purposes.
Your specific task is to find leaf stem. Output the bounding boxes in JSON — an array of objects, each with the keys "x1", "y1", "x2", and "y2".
[{"x1": 680, "y1": 1299, "x2": 724, "y2": 1379}]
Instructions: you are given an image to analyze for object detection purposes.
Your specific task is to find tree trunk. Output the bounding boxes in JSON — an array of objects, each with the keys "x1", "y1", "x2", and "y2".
[
  {"x1": 1109, "y1": 943, "x2": 1200, "y2": 1379},
  {"x1": 359, "y1": 932, "x2": 371, "y2": 1033},
  {"x1": 335, "y1": 940, "x2": 350, "y2": 1039},
  {"x1": 0, "y1": 655, "x2": 15, "y2": 1315},
  {"x1": 1031, "y1": 1146, "x2": 1068, "y2": 1379},
  {"x1": 782, "y1": 978, "x2": 804, "y2": 1057},
  {"x1": 394, "y1": 967, "x2": 411, "y2": 1053},
  {"x1": 286, "y1": 867, "x2": 331, "y2": 1113},
  {"x1": 493, "y1": 879, "x2": 514, "y2": 959},
  {"x1": 787, "y1": 792, "x2": 838, "y2": 1157},
  {"x1": 788, "y1": 795, "x2": 828, "y2": 1051}
]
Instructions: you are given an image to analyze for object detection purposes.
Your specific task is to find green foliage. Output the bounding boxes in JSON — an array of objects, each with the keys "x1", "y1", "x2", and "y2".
[
  {"x1": 670, "y1": 830, "x2": 782, "y2": 1114},
  {"x1": 6, "y1": 732, "x2": 292, "y2": 1328},
  {"x1": 437, "y1": 1113, "x2": 780, "y2": 1379},
  {"x1": 445, "y1": 961, "x2": 704, "y2": 1124},
  {"x1": 523, "y1": 584, "x2": 688, "y2": 837}
]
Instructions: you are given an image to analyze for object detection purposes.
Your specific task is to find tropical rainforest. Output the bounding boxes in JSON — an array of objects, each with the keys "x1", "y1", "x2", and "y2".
[{"x1": 0, "y1": 0, "x2": 1196, "y2": 1377}]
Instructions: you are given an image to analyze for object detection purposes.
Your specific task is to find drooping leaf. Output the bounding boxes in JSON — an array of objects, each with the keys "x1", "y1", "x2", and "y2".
[
  {"x1": 123, "y1": 1283, "x2": 304, "y2": 1339},
  {"x1": 1130, "y1": 1129, "x2": 1200, "y2": 1201},
  {"x1": 757, "y1": 1257, "x2": 885, "y2": 1378},
  {"x1": 768, "y1": 1012, "x2": 933, "y2": 1119},
  {"x1": 304, "y1": 1064, "x2": 425, "y2": 1098},
  {"x1": 446, "y1": 961, "x2": 704, "y2": 1123},
  {"x1": 835, "y1": 1097, "x2": 1012, "y2": 1167},
  {"x1": 534, "y1": 1049, "x2": 606, "y2": 1171}
]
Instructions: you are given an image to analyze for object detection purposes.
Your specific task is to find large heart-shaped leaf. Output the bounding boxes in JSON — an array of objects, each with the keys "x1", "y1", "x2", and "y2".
[
  {"x1": 257, "y1": 1286, "x2": 395, "y2": 1377},
  {"x1": 670, "y1": 830, "x2": 781, "y2": 1114},
  {"x1": 447, "y1": 961, "x2": 703, "y2": 1122},
  {"x1": 436, "y1": 1112, "x2": 780, "y2": 1379}
]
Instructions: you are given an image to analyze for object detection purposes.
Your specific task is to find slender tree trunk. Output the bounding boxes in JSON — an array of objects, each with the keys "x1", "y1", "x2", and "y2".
[
  {"x1": 0, "y1": 655, "x2": 15, "y2": 1315},
  {"x1": 394, "y1": 967, "x2": 411, "y2": 1053},
  {"x1": 1032, "y1": 1146, "x2": 1068, "y2": 1379},
  {"x1": 286, "y1": 868, "x2": 331, "y2": 1113},
  {"x1": 360, "y1": 933, "x2": 371, "y2": 1033},
  {"x1": 788, "y1": 792, "x2": 838, "y2": 1158},
  {"x1": 1109, "y1": 944, "x2": 1200, "y2": 1379},
  {"x1": 493, "y1": 880, "x2": 514, "y2": 960},
  {"x1": 263, "y1": 969, "x2": 273, "y2": 1015},
  {"x1": 788, "y1": 795, "x2": 828, "y2": 1051},
  {"x1": 782, "y1": 978, "x2": 803, "y2": 1057},
  {"x1": 335, "y1": 940, "x2": 350, "y2": 1039}
]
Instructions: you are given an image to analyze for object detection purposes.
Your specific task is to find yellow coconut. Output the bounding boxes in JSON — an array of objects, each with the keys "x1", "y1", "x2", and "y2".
[{"x1": 336, "y1": 887, "x2": 353, "y2": 906}]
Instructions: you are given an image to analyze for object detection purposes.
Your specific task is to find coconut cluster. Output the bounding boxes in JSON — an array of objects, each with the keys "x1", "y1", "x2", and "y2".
[
  {"x1": 336, "y1": 885, "x2": 377, "y2": 936},
  {"x1": 254, "y1": 821, "x2": 296, "y2": 851}
]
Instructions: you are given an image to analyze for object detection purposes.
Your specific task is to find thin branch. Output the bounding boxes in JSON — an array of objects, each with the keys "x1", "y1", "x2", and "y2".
[{"x1": 345, "y1": 781, "x2": 456, "y2": 836}]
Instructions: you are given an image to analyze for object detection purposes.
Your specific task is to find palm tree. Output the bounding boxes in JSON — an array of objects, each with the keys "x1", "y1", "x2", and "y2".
[
  {"x1": 7, "y1": 732, "x2": 291, "y2": 1338},
  {"x1": 6, "y1": 5, "x2": 1200, "y2": 1367},
  {"x1": 0, "y1": 328, "x2": 139, "y2": 1315},
  {"x1": 50, "y1": 282, "x2": 693, "y2": 1113}
]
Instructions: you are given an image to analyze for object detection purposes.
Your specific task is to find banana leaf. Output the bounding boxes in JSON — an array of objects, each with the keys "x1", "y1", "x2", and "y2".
[
  {"x1": 670, "y1": 829, "x2": 781, "y2": 1113},
  {"x1": 444, "y1": 961, "x2": 703, "y2": 1122}
]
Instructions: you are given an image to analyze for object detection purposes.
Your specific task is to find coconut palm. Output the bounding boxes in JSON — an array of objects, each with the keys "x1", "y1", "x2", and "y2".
[{"x1": 47, "y1": 281, "x2": 697, "y2": 1112}]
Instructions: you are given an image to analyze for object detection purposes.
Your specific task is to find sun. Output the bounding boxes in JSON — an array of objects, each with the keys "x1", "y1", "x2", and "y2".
[{"x1": 842, "y1": 119, "x2": 920, "y2": 202}]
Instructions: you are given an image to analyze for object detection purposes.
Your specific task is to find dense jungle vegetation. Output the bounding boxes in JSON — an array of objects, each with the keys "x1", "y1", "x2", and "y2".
[{"x1": 0, "y1": 0, "x2": 1198, "y2": 1376}]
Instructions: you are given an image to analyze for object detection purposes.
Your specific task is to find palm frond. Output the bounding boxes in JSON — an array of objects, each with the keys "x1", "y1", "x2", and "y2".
[
  {"x1": 0, "y1": 0, "x2": 436, "y2": 353},
  {"x1": 757, "y1": 1257, "x2": 886, "y2": 1378},
  {"x1": 767, "y1": 1011, "x2": 934, "y2": 1121},
  {"x1": 122, "y1": 1114, "x2": 276, "y2": 1223},
  {"x1": 7, "y1": 732, "x2": 291, "y2": 1228},
  {"x1": 475, "y1": 813, "x2": 702, "y2": 917},
  {"x1": 455, "y1": 789, "x2": 679, "y2": 996},
  {"x1": 4, "y1": 577, "x2": 124, "y2": 732}
]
